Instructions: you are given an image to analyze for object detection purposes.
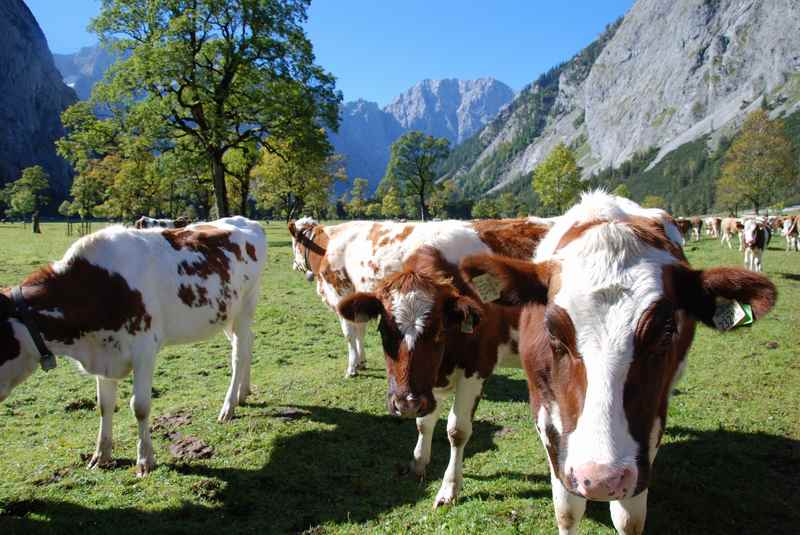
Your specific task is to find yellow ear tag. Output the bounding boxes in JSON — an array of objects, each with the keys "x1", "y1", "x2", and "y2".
[{"x1": 472, "y1": 273, "x2": 502, "y2": 303}]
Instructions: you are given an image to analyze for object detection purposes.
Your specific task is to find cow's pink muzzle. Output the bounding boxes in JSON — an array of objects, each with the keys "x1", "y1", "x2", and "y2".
[{"x1": 568, "y1": 462, "x2": 637, "y2": 501}]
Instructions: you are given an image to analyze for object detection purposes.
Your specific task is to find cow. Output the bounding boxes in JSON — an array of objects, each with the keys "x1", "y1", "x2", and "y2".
[
  {"x1": 288, "y1": 216, "x2": 554, "y2": 377},
  {"x1": 720, "y1": 217, "x2": 743, "y2": 250},
  {"x1": 337, "y1": 246, "x2": 525, "y2": 508},
  {"x1": 459, "y1": 191, "x2": 776, "y2": 535},
  {"x1": 742, "y1": 219, "x2": 770, "y2": 272},
  {"x1": 134, "y1": 216, "x2": 191, "y2": 229},
  {"x1": 783, "y1": 216, "x2": 799, "y2": 252},
  {"x1": 0, "y1": 217, "x2": 266, "y2": 476},
  {"x1": 689, "y1": 216, "x2": 703, "y2": 241},
  {"x1": 674, "y1": 218, "x2": 691, "y2": 243}
]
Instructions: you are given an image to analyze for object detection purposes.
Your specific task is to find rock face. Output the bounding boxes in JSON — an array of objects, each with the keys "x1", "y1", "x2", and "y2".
[
  {"x1": 331, "y1": 78, "x2": 514, "y2": 192},
  {"x1": 0, "y1": 0, "x2": 77, "y2": 195},
  {"x1": 53, "y1": 44, "x2": 119, "y2": 100},
  {"x1": 446, "y1": 0, "x2": 800, "y2": 195}
]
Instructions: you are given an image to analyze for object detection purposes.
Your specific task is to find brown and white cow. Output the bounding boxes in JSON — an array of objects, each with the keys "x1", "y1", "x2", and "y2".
[
  {"x1": 689, "y1": 216, "x2": 703, "y2": 241},
  {"x1": 338, "y1": 246, "x2": 525, "y2": 508},
  {"x1": 0, "y1": 217, "x2": 266, "y2": 476},
  {"x1": 674, "y1": 218, "x2": 691, "y2": 243},
  {"x1": 134, "y1": 216, "x2": 191, "y2": 229},
  {"x1": 783, "y1": 215, "x2": 798, "y2": 252},
  {"x1": 704, "y1": 217, "x2": 721, "y2": 238},
  {"x1": 460, "y1": 191, "x2": 776, "y2": 535},
  {"x1": 742, "y1": 218, "x2": 770, "y2": 272},
  {"x1": 720, "y1": 217, "x2": 744, "y2": 250},
  {"x1": 288, "y1": 216, "x2": 554, "y2": 377}
]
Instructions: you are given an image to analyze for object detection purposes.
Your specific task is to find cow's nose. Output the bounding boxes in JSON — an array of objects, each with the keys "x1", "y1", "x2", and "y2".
[
  {"x1": 389, "y1": 394, "x2": 423, "y2": 418},
  {"x1": 568, "y1": 462, "x2": 637, "y2": 501}
]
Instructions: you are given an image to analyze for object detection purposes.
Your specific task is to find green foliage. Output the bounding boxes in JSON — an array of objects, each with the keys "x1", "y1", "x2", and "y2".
[
  {"x1": 532, "y1": 143, "x2": 584, "y2": 214},
  {"x1": 61, "y1": 0, "x2": 341, "y2": 218},
  {"x1": 381, "y1": 132, "x2": 449, "y2": 221},
  {"x1": 717, "y1": 109, "x2": 797, "y2": 214},
  {"x1": 496, "y1": 191, "x2": 519, "y2": 217},
  {"x1": 471, "y1": 198, "x2": 499, "y2": 219},
  {"x1": 642, "y1": 195, "x2": 666, "y2": 209},
  {"x1": 380, "y1": 186, "x2": 403, "y2": 219},
  {"x1": 2, "y1": 166, "x2": 51, "y2": 218},
  {"x1": 611, "y1": 183, "x2": 632, "y2": 199},
  {"x1": 346, "y1": 178, "x2": 370, "y2": 218}
]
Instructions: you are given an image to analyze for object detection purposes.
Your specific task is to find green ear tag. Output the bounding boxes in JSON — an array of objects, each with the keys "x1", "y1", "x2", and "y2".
[
  {"x1": 472, "y1": 273, "x2": 502, "y2": 303},
  {"x1": 461, "y1": 314, "x2": 475, "y2": 334},
  {"x1": 740, "y1": 303, "x2": 753, "y2": 326},
  {"x1": 713, "y1": 300, "x2": 751, "y2": 331}
]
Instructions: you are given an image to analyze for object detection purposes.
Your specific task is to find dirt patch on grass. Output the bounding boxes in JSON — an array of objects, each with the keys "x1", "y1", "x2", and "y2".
[
  {"x1": 152, "y1": 409, "x2": 192, "y2": 436},
  {"x1": 64, "y1": 398, "x2": 96, "y2": 412},
  {"x1": 169, "y1": 433, "x2": 214, "y2": 460}
]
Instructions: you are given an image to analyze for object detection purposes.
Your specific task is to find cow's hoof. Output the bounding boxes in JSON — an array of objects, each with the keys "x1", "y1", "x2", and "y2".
[
  {"x1": 356, "y1": 359, "x2": 367, "y2": 371},
  {"x1": 87, "y1": 452, "x2": 113, "y2": 470},
  {"x1": 135, "y1": 458, "x2": 156, "y2": 478},
  {"x1": 433, "y1": 484, "x2": 459, "y2": 509},
  {"x1": 344, "y1": 369, "x2": 358, "y2": 378},
  {"x1": 218, "y1": 404, "x2": 236, "y2": 422},
  {"x1": 410, "y1": 459, "x2": 427, "y2": 480}
]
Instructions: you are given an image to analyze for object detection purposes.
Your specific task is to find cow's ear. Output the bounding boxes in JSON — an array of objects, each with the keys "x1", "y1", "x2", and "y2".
[
  {"x1": 460, "y1": 254, "x2": 553, "y2": 305},
  {"x1": 338, "y1": 293, "x2": 383, "y2": 323},
  {"x1": 288, "y1": 220, "x2": 297, "y2": 238},
  {"x1": 666, "y1": 265, "x2": 777, "y2": 330},
  {"x1": 444, "y1": 294, "x2": 482, "y2": 334}
]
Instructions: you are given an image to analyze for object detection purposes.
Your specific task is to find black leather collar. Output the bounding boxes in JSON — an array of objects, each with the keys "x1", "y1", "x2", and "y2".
[{"x1": 10, "y1": 287, "x2": 57, "y2": 372}]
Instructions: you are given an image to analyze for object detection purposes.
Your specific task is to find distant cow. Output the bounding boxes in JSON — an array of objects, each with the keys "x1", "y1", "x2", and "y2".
[
  {"x1": 460, "y1": 191, "x2": 776, "y2": 534},
  {"x1": 743, "y1": 219, "x2": 770, "y2": 272},
  {"x1": 0, "y1": 217, "x2": 266, "y2": 476},
  {"x1": 675, "y1": 218, "x2": 691, "y2": 242},
  {"x1": 689, "y1": 217, "x2": 703, "y2": 241},
  {"x1": 704, "y1": 216, "x2": 721, "y2": 238},
  {"x1": 720, "y1": 217, "x2": 744, "y2": 250},
  {"x1": 783, "y1": 216, "x2": 798, "y2": 252},
  {"x1": 288, "y1": 216, "x2": 554, "y2": 377},
  {"x1": 134, "y1": 216, "x2": 191, "y2": 229},
  {"x1": 339, "y1": 246, "x2": 523, "y2": 508}
]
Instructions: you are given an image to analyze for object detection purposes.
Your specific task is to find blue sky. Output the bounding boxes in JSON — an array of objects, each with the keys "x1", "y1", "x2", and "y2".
[{"x1": 26, "y1": 0, "x2": 634, "y2": 106}]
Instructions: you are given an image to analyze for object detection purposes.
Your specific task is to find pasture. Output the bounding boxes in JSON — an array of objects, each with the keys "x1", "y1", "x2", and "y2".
[{"x1": 0, "y1": 222, "x2": 798, "y2": 535}]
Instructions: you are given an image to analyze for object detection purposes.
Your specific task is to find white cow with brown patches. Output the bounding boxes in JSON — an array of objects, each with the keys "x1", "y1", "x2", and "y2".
[
  {"x1": 288, "y1": 216, "x2": 554, "y2": 377},
  {"x1": 461, "y1": 191, "x2": 776, "y2": 535},
  {"x1": 0, "y1": 217, "x2": 266, "y2": 476}
]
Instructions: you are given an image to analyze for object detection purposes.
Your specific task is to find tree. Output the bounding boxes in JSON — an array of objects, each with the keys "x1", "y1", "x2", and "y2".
[
  {"x1": 252, "y1": 141, "x2": 346, "y2": 221},
  {"x1": 496, "y1": 191, "x2": 519, "y2": 218},
  {"x1": 380, "y1": 186, "x2": 404, "y2": 219},
  {"x1": 346, "y1": 178, "x2": 370, "y2": 219},
  {"x1": 611, "y1": 183, "x2": 632, "y2": 199},
  {"x1": 428, "y1": 179, "x2": 460, "y2": 219},
  {"x1": 3, "y1": 166, "x2": 51, "y2": 233},
  {"x1": 472, "y1": 198, "x2": 499, "y2": 219},
  {"x1": 641, "y1": 195, "x2": 666, "y2": 209},
  {"x1": 382, "y1": 132, "x2": 449, "y2": 221},
  {"x1": 718, "y1": 109, "x2": 796, "y2": 214},
  {"x1": 365, "y1": 202, "x2": 382, "y2": 219},
  {"x1": 79, "y1": 0, "x2": 340, "y2": 218},
  {"x1": 532, "y1": 142, "x2": 584, "y2": 214}
]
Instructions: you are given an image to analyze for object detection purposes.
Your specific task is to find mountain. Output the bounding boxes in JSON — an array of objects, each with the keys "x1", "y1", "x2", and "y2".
[
  {"x1": 330, "y1": 78, "x2": 514, "y2": 193},
  {"x1": 444, "y1": 0, "x2": 800, "y2": 206},
  {"x1": 0, "y1": 0, "x2": 77, "y2": 196},
  {"x1": 53, "y1": 44, "x2": 120, "y2": 100}
]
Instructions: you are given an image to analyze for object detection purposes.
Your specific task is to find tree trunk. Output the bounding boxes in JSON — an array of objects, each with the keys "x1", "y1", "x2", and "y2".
[
  {"x1": 32, "y1": 211, "x2": 41, "y2": 234},
  {"x1": 239, "y1": 178, "x2": 249, "y2": 217},
  {"x1": 211, "y1": 154, "x2": 230, "y2": 218},
  {"x1": 419, "y1": 191, "x2": 428, "y2": 222}
]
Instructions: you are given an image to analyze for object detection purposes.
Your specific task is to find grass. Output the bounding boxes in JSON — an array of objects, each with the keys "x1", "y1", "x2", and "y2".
[{"x1": 0, "y1": 222, "x2": 798, "y2": 535}]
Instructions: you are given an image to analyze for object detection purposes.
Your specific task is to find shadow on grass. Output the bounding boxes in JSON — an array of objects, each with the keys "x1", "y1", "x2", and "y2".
[
  {"x1": 482, "y1": 374, "x2": 529, "y2": 403},
  {"x1": 0, "y1": 404, "x2": 507, "y2": 534},
  {"x1": 778, "y1": 271, "x2": 800, "y2": 282},
  {"x1": 622, "y1": 426, "x2": 798, "y2": 535},
  {"x1": 268, "y1": 240, "x2": 294, "y2": 248}
]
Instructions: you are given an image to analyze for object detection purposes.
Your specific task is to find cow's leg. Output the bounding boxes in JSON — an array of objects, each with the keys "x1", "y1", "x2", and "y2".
[
  {"x1": 219, "y1": 303, "x2": 256, "y2": 422},
  {"x1": 236, "y1": 289, "x2": 259, "y2": 404},
  {"x1": 610, "y1": 490, "x2": 648, "y2": 535},
  {"x1": 410, "y1": 392, "x2": 443, "y2": 479},
  {"x1": 353, "y1": 320, "x2": 367, "y2": 370},
  {"x1": 131, "y1": 354, "x2": 156, "y2": 477},
  {"x1": 341, "y1": 318, "x2": 362, "y2": 377},
  {"x1": 88, "y1": 376, "x2": 117, "y2": 469},
  {"x1": 754, "y1": 248, "x2": 763, "y2": 272},
  {"x1": 433, "y1": 373, "x2": 483, "y2": 508},
  {"x1": 552, "y1": 472, "x2": 587, "y2": 535}
]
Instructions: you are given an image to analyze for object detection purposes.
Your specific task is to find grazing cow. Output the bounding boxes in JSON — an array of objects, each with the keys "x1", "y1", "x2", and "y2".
[
  {"x1": 338, "y1": 246, "x2": 526, "y2": 508},
  {"x1": 720, "y1": 217, "x2": 743, "y2": 250},
  {"x1": 782, "y1": 216, "x2": 798, "y2": 252},
  {"x1": 288, "y1": 216, "x2": 554, "y2": 377},
  {"x1": 134, "y1": 216, "x2": 191, "y2": 229},
  {"x1": 743, "y1": 219, "x2": 770, "y2": 272},
  {"x1": 0, "y1": 217, "x2": 266, "y2": 475},
  {"x1": 689, "y1": 217, "x2": 703, "y2": 241},
  {"x1": 674, "y1": 218, "x2": 691, "y2": 243},
  {"x1": 460, "y1": 191, "x2": 776, "y2": 535}
]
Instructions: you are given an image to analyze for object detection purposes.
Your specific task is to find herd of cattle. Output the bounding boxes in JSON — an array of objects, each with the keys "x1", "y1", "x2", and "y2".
[{"x1": 0, "y1": 192, "x2": 784, "y2": 535}]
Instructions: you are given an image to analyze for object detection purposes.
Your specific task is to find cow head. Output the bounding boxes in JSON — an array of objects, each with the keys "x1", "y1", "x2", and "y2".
[
  {"x1": 743, "y1": 219, "x2": 768, "y2": 249},
  {"x1": 0, "y1": 293, "x2": 40, "y2": 403},
  {"x1": 288, "y1": 217, "x2": 320, "y2": 280},
  {"x1": 461, "y1": 191, "x2": 776, "y2": 502},
  {"x1": 338, "y1": 248, "x2": 482, "y2": 418}
]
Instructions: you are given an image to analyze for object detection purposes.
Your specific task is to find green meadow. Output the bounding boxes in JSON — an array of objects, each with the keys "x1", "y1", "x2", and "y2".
[{"x1": 0, "y1": 222, "x2": 798, "y2": 535}]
